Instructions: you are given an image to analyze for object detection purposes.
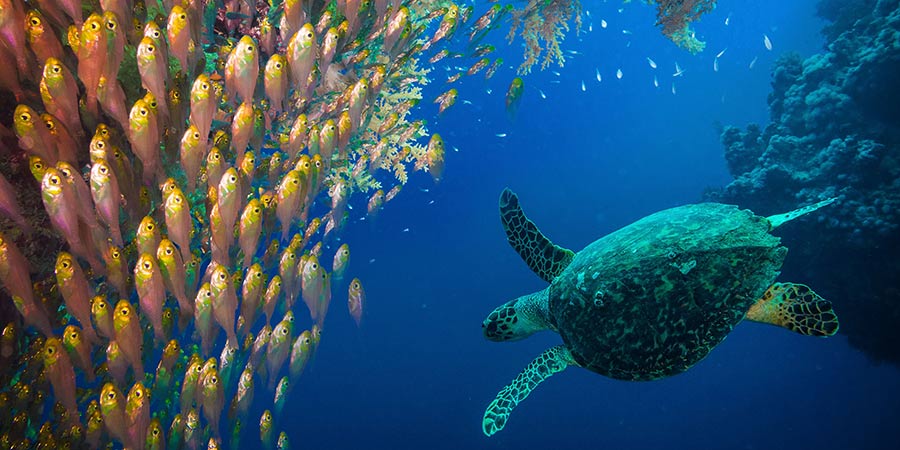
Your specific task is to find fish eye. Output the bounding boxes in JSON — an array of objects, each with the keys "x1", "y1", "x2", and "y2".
[
  {"x1": 91, "y1": 22, "x2": 99, "y2": 30},
  {"x1": 165, "y1": 247, "x2": 173, "y2": 255},
  {"x1": 146, "y1": 223, "x2": 154, "y2": 230},
  {"x1": 107, "y1": 392, "x2": 115, "y2": 399},
  {"x1": 111, "y1": 250, "x2": 120, "y2": 258},
  {"x1": 201, "y1": 82, "x2": 209, "y2": 90},
  {"x1": 99, "y1": 302, "x2": 106, "y2": 309},
  {"x1": 179, "y1": 13, "x2": 186, "y2": 20},
  {"x1": 44, "y1": 120, "x2": 55, "y2": 130},
  {"x1": 152, "y1": 30, "x2": 160, "y2": 38},
  {"x1": 99, "y1": 165, "x2": 107, "y2": 174},
  {"x1": 229, "y1": 175, "x2": 236, "y2": 182},
  {"x1": 142, "y1": 261, "x2": 151, "y2": 270},
  {"x1": 311, "y1": 263, "x2": 317, "y2": 270},
  {"x1": 61, "y1": 260, "x2": 70, "y2": 269},
  {"x1": 19, "y1": 112, "x2": 30, "y2": 122},
  {"x1": 213, "y1": 153, "x2": 220, "y2": 160},
  {"x1": 153, "y1": 428, "x2": 159, "y2": 436},
  {"x1": 47, "y1": 346, "x2": 54, "y2": 355},
  {"x1": 281, "y1": 328, "x2": 287, "y2": 335},
  {"x1": 140, "y1": 108, "x2": 147, "y2": 116},
  {"x1": 219, "y1": 272, "x2": 226, "y2": 280},
  {"x1": 70, "y1": 331, "x2": 77, "y2": 339},
  {"x1": 106, "y1": 21, "x2": 116, "y2": 30},
  {"x1": 275, "y1": 62, "x2": 282, "y2": 69},
  {"x1": 291, "y1": 178, "x2": 298, "y2": 185},
  {"x1": 122, "y1": 308, "x2": 129, "y2": 315},
  {"x1": 147, "y1": 44, "x2": 154, "y2": 52},
  {"x1": 136, "y1": 390, "x2": 142, "y2": 398},
  {"x1": 307, "y1": 32, "x2": 312, "y2": 38},
  {"x1": 52, "y1": 64, "x2": 61, "y2": 73},
  {"x1": 96, "y1": 141, "x2": 105, "y2": 149},
  {"x1": 247, "y1": 45, "x2": 254, "y2": 52},
  {"x1": 193, "y1": 131, "x2": 199, "y2": 139},
  {"x1": 30, "y1": 17, "x2": 40, "y2": 26}
]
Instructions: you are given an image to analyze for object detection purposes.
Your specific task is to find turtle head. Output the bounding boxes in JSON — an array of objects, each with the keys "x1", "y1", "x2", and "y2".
[{"x1": 483, "y1": 290, "x2": 551, "y2": 342}]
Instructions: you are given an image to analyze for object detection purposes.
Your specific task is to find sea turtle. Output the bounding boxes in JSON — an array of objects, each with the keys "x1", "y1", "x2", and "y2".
[{"x1": 481, "y1": 188, "x2": 840, "y2": 436}]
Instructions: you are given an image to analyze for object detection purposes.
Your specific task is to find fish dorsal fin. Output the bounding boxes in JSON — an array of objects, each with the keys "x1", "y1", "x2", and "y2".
[{"x1": 499, "y1": 188, "x2": 574, "y2": 283}]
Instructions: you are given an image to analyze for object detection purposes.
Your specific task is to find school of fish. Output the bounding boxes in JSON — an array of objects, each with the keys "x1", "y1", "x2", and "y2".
[{"x1": 0, "y1": 0, "x2": 511, "y2": 448}]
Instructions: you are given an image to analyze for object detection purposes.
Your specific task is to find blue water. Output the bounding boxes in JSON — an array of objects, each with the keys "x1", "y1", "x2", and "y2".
[{"x1": 273, "y1": 1, "x2": 900, "y2": 448}]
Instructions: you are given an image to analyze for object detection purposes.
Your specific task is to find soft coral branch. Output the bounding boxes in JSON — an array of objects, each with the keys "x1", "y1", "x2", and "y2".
[
  {"x1": 650, "y1": 0, "x2": 717, "y2": 53},
  {"x1": 508, "y1": 0, "x2": 583, "y2": 75}
]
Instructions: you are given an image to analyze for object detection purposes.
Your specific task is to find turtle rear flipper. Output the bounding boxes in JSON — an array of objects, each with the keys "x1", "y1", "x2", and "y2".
[
  {"x1": 745, "y1": 282, "x2": 840, "y2": 336},
  {"x1": 500, "y1": 188, "x2": 574, "y2": 283},
  {"x1": 483, "y1": 345, "x2": 575, "y2": 436}
]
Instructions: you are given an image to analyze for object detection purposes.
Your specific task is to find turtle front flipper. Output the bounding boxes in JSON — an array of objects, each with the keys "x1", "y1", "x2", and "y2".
[
  {"x1": 499, "y1": 188, "x2": 575, "y2": 283},
  {"x1": 745, "y1": 282, "x2": 840, "y2": 336},
  {"x1": 483, "y1": 345, "x2": 575, "y2": 436}
]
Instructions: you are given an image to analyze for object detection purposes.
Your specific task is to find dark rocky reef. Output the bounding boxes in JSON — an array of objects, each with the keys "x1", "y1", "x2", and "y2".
[{"x1": 707, "y1": 0, "x2": 900, "y2": 364}]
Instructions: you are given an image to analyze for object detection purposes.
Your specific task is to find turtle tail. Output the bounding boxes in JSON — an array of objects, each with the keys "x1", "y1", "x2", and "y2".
[{"x1": 483, "y1": 345, "x2": 574, "y2": 436}]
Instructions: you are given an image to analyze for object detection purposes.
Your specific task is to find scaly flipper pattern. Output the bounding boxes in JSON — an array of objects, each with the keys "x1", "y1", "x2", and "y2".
[
  {"x1": 745, "y1": 282, "x2": 840, "y2": 336},
  {"x1": 483, "y1": 345, "x2": 575, "y2": 436},
  {"x1": 499, "y1": 188, "x2": 574, "y2": 283}
]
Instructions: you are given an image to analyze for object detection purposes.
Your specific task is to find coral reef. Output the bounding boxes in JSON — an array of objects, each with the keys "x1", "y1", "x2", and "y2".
[{"x1": 708, "y1": 0, "x2": 900, "y2": 364}]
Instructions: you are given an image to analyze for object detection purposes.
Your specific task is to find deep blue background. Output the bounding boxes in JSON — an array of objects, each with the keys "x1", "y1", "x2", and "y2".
[{"x1": 262, "y1": 1, "x2": 900, "y2": 449}]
